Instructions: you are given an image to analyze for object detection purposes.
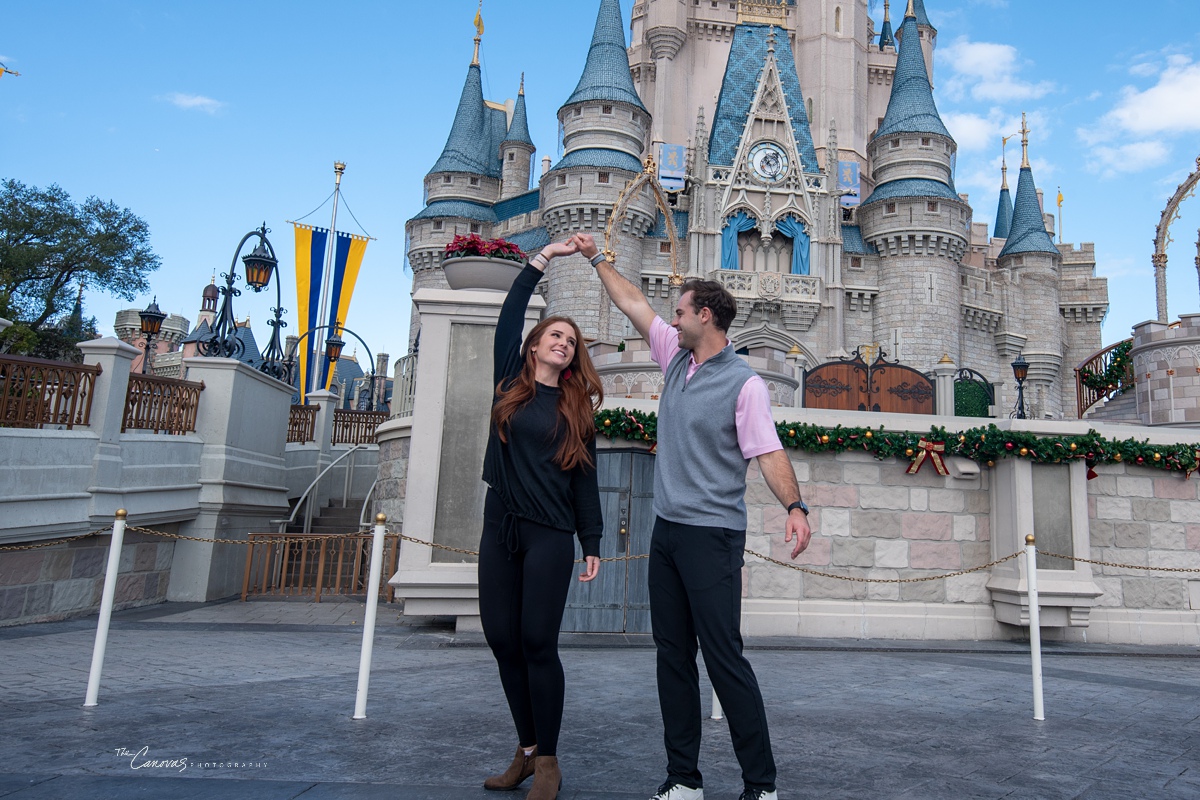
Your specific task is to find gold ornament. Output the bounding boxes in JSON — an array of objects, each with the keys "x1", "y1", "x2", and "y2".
[
  {"x1": 1019, "y1": 447, "x2": 1029, "y2": 456},
  {"x1": 643, "y1": 434, "x2": 650, "y2": 441},
  {"x1": 1114, "y1": 453, "x2": 1123, "y2": 462},
  {"x1": 604, "y1": 419, "x2": 611, "y2": 427},
  {"x1": 788, "y1": 429, "x2": 796, "y2": 437},
  {"x1": 958, "y1": 435, "x2": 966, "y2": 443},
  {"x1": 865, "y1": 430, "x2": 874, "y2": 439},
  {"x1": 1069, "y1": 443, "x2": 1077, "y2": 451},
  {"x1": 820, "y1": 435, "x2": 830, "y2": 444},
  {"x1": 1153, "y1": 452, "x2": 1162, "y2": 461},
  {"x1": 987, "y1": 460, "x2": 995, "y2": 467},
  {"x1": 981, "y1": 434, "x2": 986, "y2": 441},
  {"x1": 905, "y1": 448, "x2": 914, "y2": 457}
]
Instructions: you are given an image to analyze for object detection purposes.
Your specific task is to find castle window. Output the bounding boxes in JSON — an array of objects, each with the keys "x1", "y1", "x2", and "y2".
[
  {"x1": 598, "y1": 171, "x2": 611, "y2": 184},
  {"x1": 921, "y1": 137, "x2": 931, "y2": 147},
  {"x1": 806, "y1": 98, "x2": 814, "y2": 119},
  {"x1": 850, "y1": 256, "x2": 862, "y2": 269},
  {"x1": 885, "y1": 202, "x2": 897, "y2": 214},
  {"x1": 961, "y1": 275, "x2": 968, "y2": 287},
  {"x1": 557, "y1": 174, "x2": 567, "y2": 187},
  {"x1": 470, "y1": 223, "x2": 481, "y2": 233},
  {"x1": 711, "y1": 1, "x2": 717, "y2": 7},
  {"x1": 432, "y1": 221, "x2": 443, "y2": 231},
  {"x1": 841, "y1": 207, "x2": 854, "y2": 222},
  {"x1": 602, "y1": 104, "x2": 613, "y2": 115},
  {"x1": 927, "y1": 202, "x2": 939, "y2": 213},
  {"x1": 660, "y1": 242, "x2": 672, "y2": 254},
  {"x1": 508, "y1": 152, "x2": 515, "y2": 161},
  {"x1": 574, "y1": 107, "x2": 582, "y2": 117},
  {"x1": 469, "y1": 177, "x2": 480, "y2": 186},
  {"x1": 443, "y1": 175, "x2": 452, "y2": 183},
  {"x1": 834, "y1": 7, "x2": 842, "y2": 33},
  {"x1": 890, "y1": 139, "x2": 900, "y2": 149}
]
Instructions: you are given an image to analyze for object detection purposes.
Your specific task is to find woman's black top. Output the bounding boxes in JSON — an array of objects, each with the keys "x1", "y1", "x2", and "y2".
[{"x1": 480, "y1": 263, "x2": 603, "y2": 558}]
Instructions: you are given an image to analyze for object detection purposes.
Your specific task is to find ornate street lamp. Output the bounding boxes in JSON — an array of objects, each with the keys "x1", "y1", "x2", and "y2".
[
  {"x1": 199, "y1": 223, "x2": 290, "y2": 381},
  {"x1": 138, "y1": 297, "x2": 167, "y2": 375},
  {"x1": 1011, "y1": 354, "x2": 1029, "y2": 420},
  {"x1": 324, "y1": 330, "x2": 346, "y2": 363},
  {"x1": 293, "y1": 324, "x2": 379, "y2": 410}
]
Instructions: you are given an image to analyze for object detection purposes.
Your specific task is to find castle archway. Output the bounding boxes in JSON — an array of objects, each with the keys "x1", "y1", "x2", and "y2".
[{"x1": 1153, "y1": 155, "x2": 1200, "y2": 322}]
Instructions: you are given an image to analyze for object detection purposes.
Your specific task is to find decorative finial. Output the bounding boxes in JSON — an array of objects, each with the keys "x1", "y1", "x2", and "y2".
[
  {"x1": 883, "y1": 0, "x2": 891, "y2": 21},
  {"x1": 905, "y1": 0, "x2": 915, "y2": 19},
  {"x1": 519, "y1": 72, "x2": 525, "y2": 95},
  {"x1": 1020, "y1": 112, "x2": 1030, "y2": 169},
  {"x1": 472, "y1": 0, "x2": 484, "y2": 66},
  {"x1": 1001, "y1": 133, "x2": 1016, "y2": 189},
  {"x1": 767, "y1": 26, "x2": 776, "y2": 55}
]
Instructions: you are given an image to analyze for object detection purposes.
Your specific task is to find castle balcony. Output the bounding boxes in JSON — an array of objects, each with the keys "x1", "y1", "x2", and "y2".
[{"x1": 709, "y1": 269, "x2": 822, "y2": 332}]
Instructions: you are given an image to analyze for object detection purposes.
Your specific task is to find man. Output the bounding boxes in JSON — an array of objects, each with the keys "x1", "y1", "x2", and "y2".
[{"x1": 569, "y1": 234, "x2": 812, "y2": 800}]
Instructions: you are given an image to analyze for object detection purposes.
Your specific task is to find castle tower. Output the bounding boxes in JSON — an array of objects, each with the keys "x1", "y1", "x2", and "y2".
[
  {"x1": 199, "y1": 276, "x2": 218, "y2": 328},
  {"x1": 895, "y1": 0, "x2": 937, "y2": 86},
  {"x1": 499, "y1": 77, "x2": 536, "y2": 201},
  {"x1": 993, "y1": 151, "x2": 1014, "y2": 241},
  {"x1": 541, "y1": 0, "x2": 654, "y2": 340},
  {"x1": 998, "y1": 115, "x2": 1064, "y2": 418},
  {"x1": 878, "y1": 0, "x2": 895, "y2": 50},
  {"x1": 405, "y1": 30, "x2": 514, "y2": 346},
  {"x1": 859, "y1": 0, "x2": 969, "y2": 367}
]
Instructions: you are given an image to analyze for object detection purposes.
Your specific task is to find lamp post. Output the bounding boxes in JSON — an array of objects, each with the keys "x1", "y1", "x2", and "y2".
[
  {"x1": 293, "y1": 324, "x2": 378, "y2": 410},
  {"x1": 137, "y1": 298, "x2": 167, "y2": 375},
  {"x1": 1011, "y1": 354, "x2": 1029, "y2": 420},
  {"x1": 199, "y1": 224, "x2": 289, "y2": 381}
]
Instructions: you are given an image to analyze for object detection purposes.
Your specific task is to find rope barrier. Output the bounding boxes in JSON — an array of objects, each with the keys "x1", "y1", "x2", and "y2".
[{"x1": 0, "y1": 528, "x2": 111, "y2": 551}]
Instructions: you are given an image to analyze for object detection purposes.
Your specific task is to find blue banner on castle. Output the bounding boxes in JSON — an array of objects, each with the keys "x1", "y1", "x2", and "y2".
[
  {"x1": 658, "y1": 143, "x2": 687, "y2": 192},
  {"x1": 838, "y1": 161, "x2": 860, "y2": 207}
]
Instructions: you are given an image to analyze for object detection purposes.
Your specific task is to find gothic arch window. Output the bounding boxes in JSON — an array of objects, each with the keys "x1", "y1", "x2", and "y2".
[
  {"x1": 806, "y1": 97, "x2": 814, "y2": 120},
  {"x1": 834, "y1": 7, "x2": 842, "y2": 33}
]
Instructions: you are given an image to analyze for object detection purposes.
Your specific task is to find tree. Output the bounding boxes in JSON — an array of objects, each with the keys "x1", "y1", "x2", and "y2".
[{"x1": 0, "y1": 178, "x2": 160, "y2": 357}]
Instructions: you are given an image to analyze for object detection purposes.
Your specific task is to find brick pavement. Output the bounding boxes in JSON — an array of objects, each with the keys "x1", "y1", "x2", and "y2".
[{"x1": 0, "y1": 598, "x2": 1197, "y2": 799}]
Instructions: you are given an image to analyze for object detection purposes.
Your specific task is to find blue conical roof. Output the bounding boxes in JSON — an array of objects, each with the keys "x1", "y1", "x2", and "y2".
[
  {"x1": 911, "y1": 0, "x2": 935, "y2": 31},
  {"x1": 561, "y1": 0, "x2": 646, "y2": 112},
  {"x1": 994, "y1": 184, "x2": 1013, "y2": 240},
  {"x1": 429, "y1": 64, "x2": 503, "y2": 177},
  {"x1": 999, "y1": 166, "x2": 1058, "y2": 257},
  {"x1": 878, "y1": 17, "x2": 894, "y2": 50},
  {"x1": 504, "y1": 91, "x2": 535, "y2": 147},
  {"x1": 875, "y1": 13, "x2": 949, "y2": 139},
  {"x1": 708, "y1": 24, "x2": 819, "y2": 172}
]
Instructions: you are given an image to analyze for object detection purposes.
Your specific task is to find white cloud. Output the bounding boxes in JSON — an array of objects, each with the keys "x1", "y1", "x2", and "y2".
[
  {"x1": 1104, "y1": 56, "x2": 1200, "y2": 135},
  {"x1": 1128, "y1": 62, "x2": 1158, "y2": 77},
  {"x1": 938, "y1": 38, "x2": 1055, "y2": 103},
  {"x1": 159, "y1": 92, "x2": 225, "y2": 114},
  {"x1": 1085, "y1": 141, "x2": 1170, "y2": 177}
]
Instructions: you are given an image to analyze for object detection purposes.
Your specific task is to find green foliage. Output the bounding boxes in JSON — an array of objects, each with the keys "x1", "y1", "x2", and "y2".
[
  {"x1": 594, "y1": 408, "x2": 1200, "y2": 476},
  {"x1": 0, "y1": 178, "x2": 160, "y2": 355},
  {"x1": 1079, "y1": 340, "x2": 1133, "y2": 395},
  {"x1": 954, "y1": 379, "x2": 992, "y2": 418}
]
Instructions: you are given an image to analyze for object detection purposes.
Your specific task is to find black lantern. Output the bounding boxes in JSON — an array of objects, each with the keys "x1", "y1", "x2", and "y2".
[
  {"x1": 1011, "y1": 355, "x2": 1029, "y2": 420},
  {"x1": 325, "y1": 330, "x2": 346, "y2": 363},
  {"x1": 242, "y1": 241, "x2": 278, "y2": 292},
  {"x1": 138, "y1": 297, "x2": 167, "y2": 374}
]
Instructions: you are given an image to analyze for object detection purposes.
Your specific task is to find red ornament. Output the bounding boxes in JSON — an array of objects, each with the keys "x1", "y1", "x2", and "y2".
[
  {"x1": 1005, "y1": 442, "x2": 1015, "y2": 451},
  {"x1": 1136, "y1": 456, "x2": 1144, "y2": 464}
]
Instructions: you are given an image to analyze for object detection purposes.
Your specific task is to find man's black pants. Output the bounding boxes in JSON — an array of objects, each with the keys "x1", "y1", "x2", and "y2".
[{"x1": 649, "y1": 516, "x2": 777, "y2": 792}]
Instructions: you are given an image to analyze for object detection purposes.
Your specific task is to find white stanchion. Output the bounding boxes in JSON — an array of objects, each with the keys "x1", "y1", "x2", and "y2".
[
  {"x1": 1025, "y1": 534, "x2": 1045, "y2": 721},
  {"x1": 353, "y1": 513, "x2": 388, "y2": 720},
  {"x1": 711, "y1": 689, "x2": 723, "y2": 720},
  {"x1": 84, "y1": 509, "x2": 127, "y2": 707}
]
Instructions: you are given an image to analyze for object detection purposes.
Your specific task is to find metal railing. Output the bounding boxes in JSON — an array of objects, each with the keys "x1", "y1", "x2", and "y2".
[
  {"x1": 1075, "y1": 338, "x2": 1134, "y2": 419},
  {"x1": 284, "y1": 443, "x2": 371, "y2": 534},
  {"x1": 288, "y1": 404, "x2": 318, "y2": 443},
  {"x1": 241, "y1": 531, "x2": 399, "y2": 602},
  {"x1": 122, "y1": 373, "x2": 204, "y2": 434},
  {"x1": 332, "y1": 409, "x2": 387, "y2": 445},
  {"x1": 0, "y1": 354, "x2": 101, "y2": 430},
  {"x1": 391, "y1": 353, "x2": 417, "y2": 417}
]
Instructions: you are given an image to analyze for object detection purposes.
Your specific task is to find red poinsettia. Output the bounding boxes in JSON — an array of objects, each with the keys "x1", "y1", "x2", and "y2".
[{"x1": 442, "y1": 234, "x2": 526, "y2": 264}]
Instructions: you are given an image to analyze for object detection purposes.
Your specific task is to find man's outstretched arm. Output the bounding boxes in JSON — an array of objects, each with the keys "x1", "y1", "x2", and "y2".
[{"x1": 571, "y1": 233, "x2": 658, "y2": 340}]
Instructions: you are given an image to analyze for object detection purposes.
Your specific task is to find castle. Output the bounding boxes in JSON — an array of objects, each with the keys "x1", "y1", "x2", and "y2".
[{"x1": 404, "y1": 0, "x2": 1109, "y2": 419}]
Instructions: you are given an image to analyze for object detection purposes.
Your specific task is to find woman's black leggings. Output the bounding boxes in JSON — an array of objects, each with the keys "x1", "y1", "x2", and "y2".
[{"x1": 478, "y1": 490, "x2": 575, "y2": 757}]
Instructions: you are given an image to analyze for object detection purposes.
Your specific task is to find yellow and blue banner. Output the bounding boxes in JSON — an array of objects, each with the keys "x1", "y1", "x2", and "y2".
[
  {"x1": 318, "y1": 231, "x2": 370, "y2": 390},
  {"x1": 293, "y1": 223, "x2": 329, "y2": 399}
]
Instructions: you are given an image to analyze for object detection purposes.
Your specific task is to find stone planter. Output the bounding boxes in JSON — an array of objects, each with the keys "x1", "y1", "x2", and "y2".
[{"x1": 441, "y1": 256, "x2": 525, "y2": 292}]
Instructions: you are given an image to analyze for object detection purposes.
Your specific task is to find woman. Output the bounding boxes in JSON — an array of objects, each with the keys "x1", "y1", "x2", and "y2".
[{"x1": 478, "y1": 239, "x2": 604, "y2": 800}]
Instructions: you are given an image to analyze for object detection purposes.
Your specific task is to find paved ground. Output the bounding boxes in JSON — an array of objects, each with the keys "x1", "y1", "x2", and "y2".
[{"x1": 1, "y1": 596, "x2": 1198, "y2": 800}]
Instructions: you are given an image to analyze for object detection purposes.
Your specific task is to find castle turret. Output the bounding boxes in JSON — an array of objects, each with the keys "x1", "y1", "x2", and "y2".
[
  {"x1": 859, "y1": 1, "x2": 969, "y2": 367},
  {"x1": 894, "y1": 0, "x2": 937, "y2": 86},
  {"x1": 541, "y1": 0, "x2": 654, "y2": 340},
  {"x1": 993, "y1": 156, "x2": 1014, "y2": 241},
  {"x1": 878, "y1": 0, "x2": 895, "y2": 51},
  {"x1": 998, "y1": 114, "x2": 1064, "y2": 417},
  {"x1": 499, "y1": 77, "x2": 536, "y2": 200}
]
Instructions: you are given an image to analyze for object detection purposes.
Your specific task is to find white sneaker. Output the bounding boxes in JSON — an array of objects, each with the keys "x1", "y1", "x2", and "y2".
[
  {"x1": 650, "y1": 781, "x2": 704, "y2": 800},
  {"x1": 738, "y1": 790, "x2": 778, "y2": 800}
]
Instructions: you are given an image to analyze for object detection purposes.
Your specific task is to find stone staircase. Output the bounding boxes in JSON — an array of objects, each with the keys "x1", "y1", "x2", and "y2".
[
  {"x1": 1083, "y1": 390, "x2": 1140, "y2": 424},
  {"x1": 287, "y1": 500, "x2": 368, "y2": 535}
]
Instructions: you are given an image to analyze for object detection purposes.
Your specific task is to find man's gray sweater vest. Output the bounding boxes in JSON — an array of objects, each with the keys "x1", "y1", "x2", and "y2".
[{"x1": 654, "y1": 343, "x2": 758, "y2": 529}]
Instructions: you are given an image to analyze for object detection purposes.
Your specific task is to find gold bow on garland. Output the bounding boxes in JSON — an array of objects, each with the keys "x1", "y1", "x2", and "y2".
[{"x1": 906, "y1": 438, "x2": 949, "y2": 476}]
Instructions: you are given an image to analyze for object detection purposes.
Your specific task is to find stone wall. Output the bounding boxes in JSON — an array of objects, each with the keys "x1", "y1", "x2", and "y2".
[{"x1": 0, "y1": 528, "x2": 176, "y2": 627}]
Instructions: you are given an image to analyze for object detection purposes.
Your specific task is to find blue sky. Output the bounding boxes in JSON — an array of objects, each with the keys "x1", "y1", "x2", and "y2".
[{"x1": 3, "y1": 0, "x2": 1199, "y2": 366}]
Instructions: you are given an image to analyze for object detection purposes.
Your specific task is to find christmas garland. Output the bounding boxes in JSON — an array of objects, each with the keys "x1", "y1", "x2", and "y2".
[
  {"x1": 1078, "y1": 340, "x2": 1133, "y2": 395},
  {"x1": 594, "y1": 407, "x2": 1200, "y2": 477}
]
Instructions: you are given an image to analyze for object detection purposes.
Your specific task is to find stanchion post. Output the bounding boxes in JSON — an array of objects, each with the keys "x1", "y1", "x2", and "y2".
[
  {"x1": 1025, "y1": 533, "x2": 1045, "y2": 721},
  {"x1": 84, "y1": 509, "x2": 127, "y2": 707},
  {"x1": 353, "y1": 513, "x2": 387, "y2": 719},
  {"x1": 711, "y1": 689, "x2": 724, "y2": 721}
]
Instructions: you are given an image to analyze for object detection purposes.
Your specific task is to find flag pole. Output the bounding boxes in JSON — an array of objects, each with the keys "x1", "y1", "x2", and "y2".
[
  {"x1": 1056, "y1": 187, "x2": 1063, "y2": 244},
  {"x1": 310, "y1": 162, "x2": 345, "y2": 397}
]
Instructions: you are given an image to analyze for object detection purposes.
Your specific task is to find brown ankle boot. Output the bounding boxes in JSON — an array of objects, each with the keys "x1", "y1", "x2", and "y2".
[
  {"x1": 526, "y1": 755, "x2": 561, "y2": 800},
  {"x1": 483, "y1": 745, "x2": 537, "y2": 791}
]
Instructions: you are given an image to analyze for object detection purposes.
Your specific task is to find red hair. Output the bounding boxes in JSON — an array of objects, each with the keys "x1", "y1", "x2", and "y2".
[{"x1": 492, "y1": 316, "x2": 604, "y2": 471}]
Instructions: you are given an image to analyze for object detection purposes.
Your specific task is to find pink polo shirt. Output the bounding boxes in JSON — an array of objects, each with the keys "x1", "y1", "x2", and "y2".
[{"x1": 647, "y1": 317, "x2": 783, "y2": 460}]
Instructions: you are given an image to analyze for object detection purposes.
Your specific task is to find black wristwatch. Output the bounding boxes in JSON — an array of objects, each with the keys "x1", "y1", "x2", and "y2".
[{"x1": 787, "y1": 500, "x2": 809, "y2": 516}]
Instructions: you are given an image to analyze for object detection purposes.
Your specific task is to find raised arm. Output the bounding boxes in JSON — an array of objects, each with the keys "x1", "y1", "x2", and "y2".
[
  {"x1": 570, "y1": 233, "x2": 658, "y2": 340},
  {"x1": 493, "y1": 240, "x2": 580, "y2": 384}
]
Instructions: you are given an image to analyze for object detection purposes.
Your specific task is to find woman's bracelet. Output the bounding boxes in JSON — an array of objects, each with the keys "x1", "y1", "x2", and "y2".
[{"x1": 531, "y1": 253, "x2": 549, "y2": 269}]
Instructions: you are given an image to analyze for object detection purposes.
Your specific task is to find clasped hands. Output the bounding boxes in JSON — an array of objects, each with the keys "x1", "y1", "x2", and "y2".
[{"x1": 538, "y1": 234, "x2": 601, "y2": 264}]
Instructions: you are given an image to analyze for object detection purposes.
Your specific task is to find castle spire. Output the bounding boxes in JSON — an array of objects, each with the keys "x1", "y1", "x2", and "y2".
[
  {"x1": 874, "y1": 4, "x2": 949, "y2": 139},
  {"x1": 999, "y1": 117, "x2": 1058, "y2": 257},
  {"x1": 878, "y1": 0, "x2": 895, "y2": 50},
  {"x1": 561, "y1": 0, "x2": 646, "y2": 112},
  {"x1": 503, "y1": 80, "x2": 535, "y2": 148},
  {"x1": 428, "y1": 58, "x2": 493, "y2": 176},
  {"x1": 472, "y1": 0, "x2": 484, "y2": 66}
]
